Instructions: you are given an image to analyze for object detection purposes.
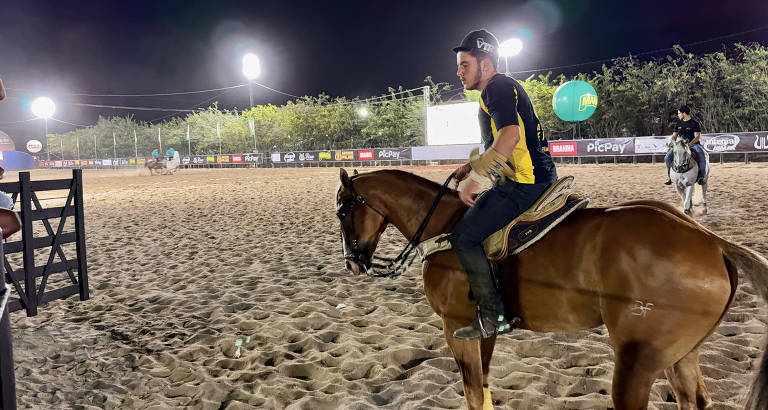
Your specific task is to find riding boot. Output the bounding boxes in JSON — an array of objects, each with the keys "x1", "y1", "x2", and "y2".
[
  {"x1": 664, "y1": 167, "x2": 672, "y2": 185},
  {"x1": 453, "y1": 261, "x2": 517, "y2": 340}
]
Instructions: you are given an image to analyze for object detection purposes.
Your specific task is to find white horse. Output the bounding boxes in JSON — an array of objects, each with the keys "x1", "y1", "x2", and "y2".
[
  {"x1": 164, "y1": 151, "x2": 180, "y2": 174},
  {"x1": 669, "y1": 138, "x2": 710, "y2": 215}
]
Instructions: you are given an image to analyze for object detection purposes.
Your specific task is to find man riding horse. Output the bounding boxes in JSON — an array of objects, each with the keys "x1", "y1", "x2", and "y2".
[
  {"x1": 449, "y1": 29, "x2": 559, "y2": 340},
  {"x1": 664, "y1": 105, "x2": 707, "y2": 185}
]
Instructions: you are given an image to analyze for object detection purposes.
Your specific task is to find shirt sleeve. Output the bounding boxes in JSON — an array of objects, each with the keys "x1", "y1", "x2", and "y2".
[
  {"x1": 692, "y1": 121, "x2": 701, "y2": 133},
  {"x1": 483, "y1": 81, "x2": 519, "y2": 130}
]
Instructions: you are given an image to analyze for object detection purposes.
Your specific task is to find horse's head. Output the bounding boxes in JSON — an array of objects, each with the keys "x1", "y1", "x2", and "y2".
[
  {"x1": 336, "y1": 169, "x2": 388, "y2": 275},
  {"x1": 672, "y1": 138, "x2": 691, "y2": 167}
]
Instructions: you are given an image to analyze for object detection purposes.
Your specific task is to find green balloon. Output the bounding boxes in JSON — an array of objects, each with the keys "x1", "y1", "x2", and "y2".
[{"x1": 552, "y1": 81, "x2": 598, "y2": 122}]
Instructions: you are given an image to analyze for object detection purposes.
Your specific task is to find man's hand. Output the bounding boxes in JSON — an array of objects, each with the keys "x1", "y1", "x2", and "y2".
[
  {"x1": 458, "y1": 179, "x2": 479, "y2": 207},
  {"x1": 0, "y1": 78, "x2": 5, "y2": 101},
  {"x1": 453, "y1": 163, "x2": 471, "y2": 188}
]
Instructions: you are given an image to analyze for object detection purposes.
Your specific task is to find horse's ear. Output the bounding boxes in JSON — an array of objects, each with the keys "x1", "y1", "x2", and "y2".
[
  {"x1": 352, "y1": 169, "x2": 359, "y2": 176},
  {"x1": 340, "y1": 168, "x2": 350, "y2": 187}
]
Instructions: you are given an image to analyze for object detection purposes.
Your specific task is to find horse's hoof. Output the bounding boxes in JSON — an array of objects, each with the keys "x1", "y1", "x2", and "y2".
[{"x1": 684, "y1": 209, "x2": 692, "y2": 215}]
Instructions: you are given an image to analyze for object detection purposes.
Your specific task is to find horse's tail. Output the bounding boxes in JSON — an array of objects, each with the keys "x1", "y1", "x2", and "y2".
[{"x1": 719, "y1": 241, "x2": 768, "y2": 410}]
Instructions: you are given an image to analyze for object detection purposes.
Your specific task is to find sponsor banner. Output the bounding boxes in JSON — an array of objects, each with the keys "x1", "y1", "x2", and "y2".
[
  {"x1": 243, "y1": 153, "x2": 262, "y2": 163},
  {"x1": 181, "y1": 156, "x2": 191, "y2": 165},
  {"x1": 189, "y1": 156, "x2": 206, "y2": 165},
  {"x1": 270, "y1": 153, "x2": 281, "y2": 162},
  {"x1": 102, "y1": 159, "x2": 112, "y2": 166},
  {"x1": 701, "y1": 134, "x2": 740, "y2": 153},
  {"x1": 634, "y1": 137, "x2": 670, "y2": 154},
  {"x1": 318, "y1": 151, "x2": 332, "y2": 161},
  {"x1": 95, "y1": 160, "x2": 103, "y2": 166},
  {"x1": 283, "y1": 152, "x2": 296, "y2": 162},
  {"x1": 54, "y1": 161, "x2": 62, "y2": 168},
  {"x1": 297, "y1": 151, "x2": 315, "y2": 161},
  {"x1": 232, "y1": 154, "x2": 243, "y2": 163},
  {"x1": 138, "y1": 158, "x2": 146, "y2": 165},
  {"x1": 217, "y1": 155, "x2": 230, "y2": 163},
  {"x1": 205, "y1": 156, "x2": 215, "y2": 163},
  {"x1": 750, "y1": 133, "x2": 768, "y2": 151},
  {"x1": 549, "y1": 141, "x2": 578, "y2": 156},
  {"x1": 374, "y1": 148, "x2": 411, "y2": 160},
  {"x1": 579, "y1": 138, "x2": 634, "y2": 156},
  {"x1": 334, "y1": 150, "x2": 355, "y2": 161},
  {"x1": 358, "y1": 150, "x2": 374, "y2": 160},
  {"x1": 87, "y1": 160, "x2": 94, "y2": 166},
  {"x1": 699, "y1": 132, "x2": 768, "y2": 153}
]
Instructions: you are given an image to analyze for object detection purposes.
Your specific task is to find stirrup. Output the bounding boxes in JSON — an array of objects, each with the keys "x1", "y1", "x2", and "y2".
[{"x1": 453, "y1": 310, "x2": 519, "y2": 340}]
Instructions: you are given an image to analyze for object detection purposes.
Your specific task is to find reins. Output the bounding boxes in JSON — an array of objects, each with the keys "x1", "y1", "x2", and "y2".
[{"x1": 348, "y1": 172, "x2": 455, "y2": 279}]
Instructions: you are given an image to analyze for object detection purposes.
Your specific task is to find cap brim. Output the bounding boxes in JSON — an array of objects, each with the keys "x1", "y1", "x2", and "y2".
[{"x1": 452, "y1": 46, "x2": 470, "y2": 53}]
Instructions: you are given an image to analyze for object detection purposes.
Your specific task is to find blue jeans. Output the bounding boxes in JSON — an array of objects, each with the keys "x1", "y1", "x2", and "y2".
[
  {"x1": 450, "y1": 179, "x2": 553, "y2": 315},
  {"x1": 665, "y1": 144, "x2": 707, "y2": 181}
]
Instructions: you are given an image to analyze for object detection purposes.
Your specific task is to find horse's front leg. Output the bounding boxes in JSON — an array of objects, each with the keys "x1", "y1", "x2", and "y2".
[
  {"x1": 700, "y1": 180, "x2": 708, "y2": 215},
  {"x1": 683, "y1": 184, "x2": 694, "y2": 214},
  {"x1": 442, "y1": 318, "x2": 491, "y2": 410}
]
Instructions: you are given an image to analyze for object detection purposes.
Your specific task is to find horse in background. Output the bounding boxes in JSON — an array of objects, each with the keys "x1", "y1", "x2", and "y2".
[
  {"x1": 336, "y1": 168, "x2": 768, "y2": 410},
  {"x1": 670, "y1": 138, "x2": 710, "y2": 215},
  {"x1": 145, "y1": 152, "x2": 180, "y2": 175}
]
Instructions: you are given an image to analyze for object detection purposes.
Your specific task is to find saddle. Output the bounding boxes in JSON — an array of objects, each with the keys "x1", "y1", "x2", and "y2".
[{"x1": 419, "y1": 176, "x2": 589, "y2": 261}]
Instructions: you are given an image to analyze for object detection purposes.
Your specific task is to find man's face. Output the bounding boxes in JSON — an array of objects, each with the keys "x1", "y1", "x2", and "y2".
[
  {"x1": 677, "y1": 110, "x2": 685, "y2": 120},
  {"x1": 457, "y1": 51, "x2": 482, "y2": 91}
]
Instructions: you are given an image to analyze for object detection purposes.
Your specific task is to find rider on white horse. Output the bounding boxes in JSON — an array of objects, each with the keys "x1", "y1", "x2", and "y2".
[{"x1": 664, "y1": 105, "x2": 706, "y2": 185}]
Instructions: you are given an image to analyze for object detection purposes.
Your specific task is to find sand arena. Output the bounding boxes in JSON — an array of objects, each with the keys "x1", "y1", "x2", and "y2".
[{"x1": 7, "y1": 164, "x2": 768, "y2": 409}]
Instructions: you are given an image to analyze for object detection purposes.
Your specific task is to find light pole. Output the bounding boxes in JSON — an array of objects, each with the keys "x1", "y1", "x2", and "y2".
[
  {"x1": 242, "y1": 53, "x2": 261, "y2": 153},
  {"x1": 499, "y1": 38, "x2": 523, "y2": 75},
  {"x1": 31, "y1": 97, "x2": 55, "y2": 161}
]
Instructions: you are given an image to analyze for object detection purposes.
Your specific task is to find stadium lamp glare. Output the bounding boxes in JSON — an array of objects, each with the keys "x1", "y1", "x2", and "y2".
[
  {"x1": 499, "y1": 38, "x2": 523, "y2": 57},
  {"x1": 358, "y1": 107, "x2": 369, "y2": 117},
  {"x1": 31, "y1": 96, "x2": 56, "y2": 118},
  {"x1": 242, "y1": 53, "x2": 261, "y2": 80}
]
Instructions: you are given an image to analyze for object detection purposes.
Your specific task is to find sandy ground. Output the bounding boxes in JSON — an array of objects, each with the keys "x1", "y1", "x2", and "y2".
[{"x1": 6, "y1": 163, "x2": 768, "y2": 409}]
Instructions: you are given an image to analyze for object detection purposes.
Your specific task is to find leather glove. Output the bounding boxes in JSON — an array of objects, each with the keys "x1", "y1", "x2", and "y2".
[{"x1": 469, "y1": 147, "x2": 515, "y2": 183}]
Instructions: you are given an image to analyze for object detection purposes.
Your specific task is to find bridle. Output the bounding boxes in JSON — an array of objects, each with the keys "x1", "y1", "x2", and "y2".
[
  {"x1": 339, "y1": 172, "x2": 455, "y2": 279},
  {"x1": 672, "y1": 140, "x2": 693, "y2": 173}
]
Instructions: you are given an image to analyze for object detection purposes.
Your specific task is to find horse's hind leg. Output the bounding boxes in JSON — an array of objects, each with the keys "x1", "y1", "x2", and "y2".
[
  {"x1": 442, "y1": 318, "x2": 488, "y2": 410},
  {"x1": 700, "y1": 182, "x2": 708, "y2": 215},
  {"x1": 612, "y1": 343, "x2": 659, "y2": 410},
  {"x1": 664, "y1": 348, "x2": 713, "y2": 409}
]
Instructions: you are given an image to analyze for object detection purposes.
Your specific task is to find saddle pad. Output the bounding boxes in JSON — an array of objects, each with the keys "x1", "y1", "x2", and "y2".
[{"x1": 418, "y1": 176, "x2": 581, "y2": 260}]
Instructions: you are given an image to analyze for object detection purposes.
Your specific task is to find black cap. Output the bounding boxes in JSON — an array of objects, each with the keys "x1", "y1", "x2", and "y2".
[{"x1": 453, "y1": 29, "x2": 499, "y2": 61}]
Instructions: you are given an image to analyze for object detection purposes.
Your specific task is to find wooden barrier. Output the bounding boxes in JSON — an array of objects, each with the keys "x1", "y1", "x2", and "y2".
[{"x1": 0, "y1": 169, "x2": 89, "y2": 317}]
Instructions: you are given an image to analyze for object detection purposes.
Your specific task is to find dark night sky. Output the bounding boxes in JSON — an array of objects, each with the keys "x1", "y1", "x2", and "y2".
[{"x1": 1, "y1": 0, "x2": 767, "y2": 143}]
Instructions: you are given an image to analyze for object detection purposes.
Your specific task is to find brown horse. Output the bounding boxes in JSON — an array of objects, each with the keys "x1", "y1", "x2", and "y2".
[
  {"x1": 145, "y1": 158, "x2": 167, "y2": 175},
  {"x1": 336, "y1": 169, "x2": 768, "y2": 410}
]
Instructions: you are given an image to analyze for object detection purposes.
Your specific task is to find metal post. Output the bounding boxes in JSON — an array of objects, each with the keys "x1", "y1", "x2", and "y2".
[
  {"x1": 133, "y1": 130, "x2": 138, "y2": 160},
  {"x1": 94, "y1": 135, "x2": 97, "y2": 160},
  {"x1": 76, "y1": 134, "x2": 80, "y2": 162},
  {"x1": 112, "y1": 132, "x2": 117, "y2": 160},
  {"x1": 423, "y1": 86, "x2": 430, "y2": 146},
  {"x1": 45, "y1": 119, "x2": 49, "y2": 161}
]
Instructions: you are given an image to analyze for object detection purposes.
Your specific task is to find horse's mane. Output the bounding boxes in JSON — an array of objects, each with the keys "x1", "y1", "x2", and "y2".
[{"x1": 350, "y1": 169, "x2": 450, "y2": 193}]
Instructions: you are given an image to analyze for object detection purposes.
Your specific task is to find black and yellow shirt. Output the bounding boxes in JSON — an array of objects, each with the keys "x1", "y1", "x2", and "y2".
[{"x1": 479, "y1": 74, "x2": 556, "y2": 184}]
